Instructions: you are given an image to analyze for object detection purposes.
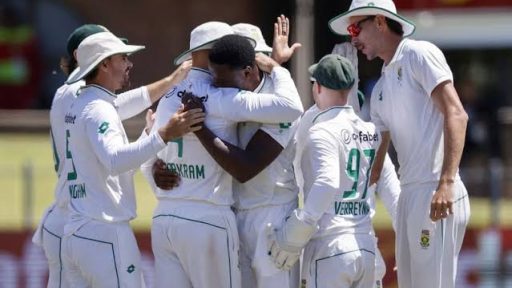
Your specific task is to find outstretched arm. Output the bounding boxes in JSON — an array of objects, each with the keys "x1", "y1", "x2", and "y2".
[
  {"x1": 116, "y1": 60, "x2": 192, "y2": 120},
  {"x1": 271, "y1": 14, "x2": 301, "y2": 65}
]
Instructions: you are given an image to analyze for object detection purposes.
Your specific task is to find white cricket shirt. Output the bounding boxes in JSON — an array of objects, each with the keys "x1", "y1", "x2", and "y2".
[
  {"x1": 233, "y1": 73, "x2": 299, "y2": 210},
  {"x1": 63, "y1": 84, "x2": 165, "y2": 232},
  {"x1": 50, "y1": 81, "x2": 150, "y2": 209},
  {"x1": 151, "y1": 67, "x2": 303, "y2": 208},
  {"x1": 297, "y1": 106, "x2": 381, "y2": 237},
  {"x1": 370, "y1": 38, "x2": 459, "y2": 185}
]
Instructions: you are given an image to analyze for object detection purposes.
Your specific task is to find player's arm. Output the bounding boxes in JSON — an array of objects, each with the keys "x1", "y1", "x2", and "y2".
[
  {"x1": 115, "y1": 60, "x2": 192, "y2": 120},
  {"x1": 219, "y1": 55, "x2": 303, "y2": 124},
  {"x1": 430, "y1": 80, "x2": 468, "y2": 221},
  {"x1": 86, "y1": 102, "x2": 204, "y2": 175},
  {"x1": 271, "y1": 14, "x2": 301, "y2": 64},
  {"x1": 267, "y1": 128, "x2": 339, "y2": 270},
  {"x1": 194, "y1": 127, "x2": 283, "y2": 183},
  {"x1": 375, "y1": 155, "x2": 400, "y2": 230},
  {"x1": 181, "y1": 93, "x2": 285, "y2": 182},
  {"x1": 370, "y1": 131, "x2": 390, "y2": 186}
]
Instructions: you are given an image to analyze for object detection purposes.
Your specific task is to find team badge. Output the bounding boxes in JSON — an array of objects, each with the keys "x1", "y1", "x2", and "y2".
[
  {"x1": 397, "y1": 67, "x2": 402, "y2": 82},
  {"x1": 420, "y1": 229, "x2": 430, "y2": 249},
  {"x1": 378, "y1": 91, "x2": 383, "y2": 101},
  {"x1": 300, "y1": 279, "x2": 307, "y2": 288}
]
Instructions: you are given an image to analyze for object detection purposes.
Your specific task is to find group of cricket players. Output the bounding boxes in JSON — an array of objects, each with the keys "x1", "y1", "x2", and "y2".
[{"x1": 33, "y1": 0, "x2": 470, "y2": 287}]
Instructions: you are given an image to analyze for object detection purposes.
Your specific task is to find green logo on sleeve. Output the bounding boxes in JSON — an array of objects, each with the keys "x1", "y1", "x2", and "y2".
[
  {"x1": 127, "y1": 264, "x2": 135, "y2": 273},
  {"x1": 279, "y1": 123, "x2": 292, "y2": 129},
  {"x1": 98, "y1": 122, "x2": 109, "y2": 134}
]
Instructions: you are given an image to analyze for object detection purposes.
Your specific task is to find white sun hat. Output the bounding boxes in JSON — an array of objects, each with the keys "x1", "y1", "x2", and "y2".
[
  {"x1": 328, "y1": 0, "x2": 415, "y2": 37},
  {"x1": 232, "y1": 23, "x2": 272, "y2": 53},
  {"x1": 174, "y1": 21, "x2": 235, "y2": 65},
  {"x1": 66, "y1": 31, "x2": 144, "y2": 84}
]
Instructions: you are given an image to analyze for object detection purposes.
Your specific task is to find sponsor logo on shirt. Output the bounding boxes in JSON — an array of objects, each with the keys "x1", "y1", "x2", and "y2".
[
  {"x1": 65, "y1": 113, "x2": 76, "y2": 124},
  {"x1": 176, "y1": 89, "x2": 209, "y2": 103},
  {"x1": 340, "y1": 130, "x2": 379, "y2": 144},
  {"x1": 164, "y1": 86, "x2": 178, "y2": 98}
]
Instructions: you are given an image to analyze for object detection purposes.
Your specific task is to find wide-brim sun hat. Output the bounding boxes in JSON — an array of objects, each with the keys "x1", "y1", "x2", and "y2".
[
  {"x1": 66, "y1": 31, "x2": 144, "y2": 84},
  {"x1": 232, "y1": 23, "x2": 272, "y2": 53},
  {"x1": 66, "y1": 24, "x2": 109, "y2": 58},
  {"x1": 174, "y1": 21, "x2": 235, "y2": 65},
  {"x1": 328, "y1": 0, "x2": 415, "y2": 37}
]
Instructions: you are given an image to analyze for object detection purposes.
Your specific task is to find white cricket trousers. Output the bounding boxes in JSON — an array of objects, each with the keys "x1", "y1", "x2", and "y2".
[
  {"x1": 374, "y1": 238, "x2": 386, "y2": 288},
  {"x1": 301, "y1": 233, "x2": 376, "y2": 288},
  {"x1": 61, "y1": 219, "x2": 144, "y2": 288},
  {"x1": 33, "y1": 205, "x2": 70, "y2": 287},
  {"x1": 396, "y1": 180, "x2": 470, "y2": 288},
  {"x1": 151, "y1": 200, "x2": 241, "y2": 288},
  {"x1": 236, "y1": 201, "x2": 299, "y2": 288}
]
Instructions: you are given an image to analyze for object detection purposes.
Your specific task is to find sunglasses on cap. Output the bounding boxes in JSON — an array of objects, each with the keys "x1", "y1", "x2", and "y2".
[{"x1": 347, "y1": 16, "x2": 375, "y2": 38}]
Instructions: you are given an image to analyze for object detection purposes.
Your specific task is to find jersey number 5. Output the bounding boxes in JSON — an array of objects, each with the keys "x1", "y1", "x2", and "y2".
[{"x1": 66, "y1": 130, "x2": 78, "y2": 180}]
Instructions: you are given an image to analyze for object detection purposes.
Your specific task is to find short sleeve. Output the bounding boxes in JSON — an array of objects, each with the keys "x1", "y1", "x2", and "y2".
[{"x1": 409, "y1": 41, "x2": 453, "y2": 96}]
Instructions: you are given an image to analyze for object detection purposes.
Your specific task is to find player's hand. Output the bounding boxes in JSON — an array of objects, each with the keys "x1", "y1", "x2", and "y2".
[
  {"x1": 181, "y1": 92, "x2": 205, "y2": 112},
  {"x1": 152, "y1": 158, "x2": 180, "y2": 190},
  {"x1": 169, "y1": 60, "x2": 192, "y2": 84},
  {"x1": 255, "y1": 53, "x2": 280, "y2": 74},
  {"x1": 271, "y1": 14, "x2": 301, "y2": 64},
  {"x1": 158, "y1": 107, "x2": 205, "y2": 142},
  {"x1": 265, "y1": 223, "x2": 301, "y2": 271},
  {"x1": 430, "y1": 180, "x2": 454, "y2": 221},
  {"x1": 144, "y1": 109, "x2": 156, "y2": 135}
]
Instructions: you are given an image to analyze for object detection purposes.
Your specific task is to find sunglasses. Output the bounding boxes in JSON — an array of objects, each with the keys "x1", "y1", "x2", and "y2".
[{"x1": 347, "y1": 16, "x2": 375, "y2": 37}]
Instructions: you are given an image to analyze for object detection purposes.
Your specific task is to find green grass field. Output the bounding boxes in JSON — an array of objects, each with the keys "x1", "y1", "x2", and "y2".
[{"x1": 0, "y1": 132, "x2": 509, "y2": 231}]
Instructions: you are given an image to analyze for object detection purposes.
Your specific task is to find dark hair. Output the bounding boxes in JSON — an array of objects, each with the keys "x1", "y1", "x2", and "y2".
[
  {"x1": 209, "y1": 34, "x2": 255, "y2": 69},
  {"x1": 385, "y1": 17, "x2": 404, "y2": 36},
  {"x1": 84, "y1": 67, "x2": 99, "y2": 82}
]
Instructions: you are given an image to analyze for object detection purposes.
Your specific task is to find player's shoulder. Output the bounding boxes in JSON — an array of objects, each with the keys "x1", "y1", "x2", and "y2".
[
  {"x1": 52, "y1": 82, "x2": 82, "y2": 106},
  {"x1": 402, "y1": 39, "x2": 445, "y2": 60}
]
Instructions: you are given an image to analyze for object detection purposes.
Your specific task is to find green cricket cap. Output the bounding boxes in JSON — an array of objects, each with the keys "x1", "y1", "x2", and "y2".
[
  {"x1": 66, "y1": 24, "x2": 129, "y2": 57},
  {"x1": 308, "y1": 54, "x2": 355, "y2": 90}
]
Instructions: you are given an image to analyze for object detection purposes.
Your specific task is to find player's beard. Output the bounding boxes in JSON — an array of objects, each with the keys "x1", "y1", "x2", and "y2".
[{"x1": 121, "y1": 70, "x2": 131, "y2": 90}]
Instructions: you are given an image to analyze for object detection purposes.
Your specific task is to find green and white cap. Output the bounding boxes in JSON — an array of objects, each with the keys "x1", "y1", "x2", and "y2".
[
  {"x1": 328, "y1": 0, "x2": 415, "y2": 37},
  {"x1": 66, "y1": 31, "x2": 144, "y2": 84}
]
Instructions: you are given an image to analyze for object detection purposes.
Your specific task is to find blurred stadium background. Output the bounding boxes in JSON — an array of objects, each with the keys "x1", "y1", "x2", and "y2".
[{"x1": 1, "y1": 0, "x2": 512, "y2": 287}]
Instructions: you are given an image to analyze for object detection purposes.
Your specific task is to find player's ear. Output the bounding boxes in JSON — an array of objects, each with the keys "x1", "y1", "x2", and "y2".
[{"x1": 316, "y1": 82, "x2": 322, "y2": 94}]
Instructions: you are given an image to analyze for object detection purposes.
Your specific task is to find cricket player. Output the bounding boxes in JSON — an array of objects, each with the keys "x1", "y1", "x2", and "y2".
[
  {"x1": 145, "y1": 23, "x2": 303, "y2": 288},
  {"x1": 184, "y1": 17, "x2": 301, "y2": 288},
  {"x1": 58, "y1": 31, "x2": 204, "y2": 287},
  {"x1": 268, "y1": 54, "x2": 380, "y2": 287},
  {"x1": 331, "y1": 41, "x2": 401, "y2": 288},
  {"x1": 31, "y1": 24, "x2": 193, "y2": 287},
  {"x1": 329, "y1": 0, "x2": 470, "y2": 287}
]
